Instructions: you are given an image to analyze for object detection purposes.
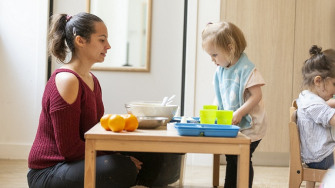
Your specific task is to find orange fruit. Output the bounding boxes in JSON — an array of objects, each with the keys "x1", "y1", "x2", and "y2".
[
  {"x1": 100, "y1": 114, "x2": 112, "y2": 131},
  {"x1": 122, "y1": 114, "x2": 139, "y2": 132},
  {"x1": 108, "y1": 114, "x2": 125, "y2": 132}
]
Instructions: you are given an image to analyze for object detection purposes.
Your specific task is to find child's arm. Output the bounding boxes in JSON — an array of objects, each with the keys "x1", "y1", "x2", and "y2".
[
  {"x1": 328, "y1": 115, "x2": 335, "y2": 139},
  {"x1": 232, "y1": 85, "x2": 262, "y2": 125},
  {"x1": 327, "y1": 98, "x2": 335, "y2": 108},
  {"x1": 329, "y1": 114, "x2": 335, "y2": 126},
  {"x1": 326, "y1": 99, "x2": 335, "y2": 135}
]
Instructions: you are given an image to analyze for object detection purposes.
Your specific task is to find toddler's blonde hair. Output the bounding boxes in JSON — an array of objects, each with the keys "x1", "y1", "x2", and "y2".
[{"x1": 202, "y1": 22, "x2": 246, "y2": 58}]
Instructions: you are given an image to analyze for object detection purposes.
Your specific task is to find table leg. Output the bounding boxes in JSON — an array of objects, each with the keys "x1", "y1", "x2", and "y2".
[
  {"x1": 179, "y1": 154, "x2": 186, "y2": 187},
  {"x1": 213, "y1": 154, "x2": 220, "y2": 187},
  {"x1": 84, "y1": 140, "x2": 96, "y2": 188},
  {"x1": 236, "y1": 145, "x2": 250, "y2": 188}
]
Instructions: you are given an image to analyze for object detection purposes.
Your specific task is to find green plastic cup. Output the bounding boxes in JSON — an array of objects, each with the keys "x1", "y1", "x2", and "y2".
[
  {"x1": 216, "y1": 110, "x2": 233, "y2": 125},
  {"x1": 203, "y1": 105, "x2": 218, "y2": 110},
  {"x1": 199, "y1": 109, "x2": 217, "y2": 124}
]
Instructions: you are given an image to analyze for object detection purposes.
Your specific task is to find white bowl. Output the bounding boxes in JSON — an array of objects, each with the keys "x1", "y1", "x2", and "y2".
[{"x1": 125, "y1": 101, "x2": 178, "y2": 122}]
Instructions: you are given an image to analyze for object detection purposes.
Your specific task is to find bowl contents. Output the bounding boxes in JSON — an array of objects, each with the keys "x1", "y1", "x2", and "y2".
[
  {"x1": 161, "y1": 94, "x2": 176, "y2": 106},
  {"x1": 161, "y1": 96, "x2": 169, "y2": 106}
]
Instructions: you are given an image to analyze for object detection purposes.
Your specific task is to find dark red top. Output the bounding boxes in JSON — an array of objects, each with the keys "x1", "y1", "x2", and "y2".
[{"x1": 28, "y1": 69, "x2": 104, "y2": 169}]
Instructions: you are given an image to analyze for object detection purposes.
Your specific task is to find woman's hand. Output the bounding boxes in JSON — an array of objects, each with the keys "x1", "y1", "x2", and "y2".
[{"x1": 129, "y1": 156, "x2": 143, "y2": 172}]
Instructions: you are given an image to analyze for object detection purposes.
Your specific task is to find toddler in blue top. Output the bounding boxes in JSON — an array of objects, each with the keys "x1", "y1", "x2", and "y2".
[
  {"x1": 296, "y1": 45, "x2": 335, "y2": 170},
  {"x1": 202, "y1": 21, "x2": 266, "y2": 188}
]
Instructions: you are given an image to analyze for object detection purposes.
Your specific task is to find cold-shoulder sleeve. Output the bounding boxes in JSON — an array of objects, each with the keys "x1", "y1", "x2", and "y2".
[{"x1": 49, "y1": 85, "x2": 85, "y2": 161}]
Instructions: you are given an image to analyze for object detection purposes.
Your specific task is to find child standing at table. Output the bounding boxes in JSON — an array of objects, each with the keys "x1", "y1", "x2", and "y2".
[
  {"x1": 296, "y1": 45, "x2": 335, "y2": 170},
  {"x1": 202, "y1": 22, "x2": 267, "y2": 188}
]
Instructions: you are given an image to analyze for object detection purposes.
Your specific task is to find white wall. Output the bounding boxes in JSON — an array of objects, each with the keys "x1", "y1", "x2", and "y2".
[
  {"x1": 184, "y1": 0, "x2": 222, "y2": 166},
  {"x1": 0, "y1": 0, "x2": 184, "y2": 159},
  {"x1": 0, "y1": 0, "x2": 49, "y2": 159},
  {"x1": 184, "y1": 0, "x2": 221, "y2": 117}
]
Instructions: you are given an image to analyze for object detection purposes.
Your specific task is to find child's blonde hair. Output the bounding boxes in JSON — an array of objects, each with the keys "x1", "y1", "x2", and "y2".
[
  {"x1": 202, "y1": 22, "x2": 247, "y2": 59},
  {"x1": 302, "y1": 45, "x2": 335, "y2": 87}
]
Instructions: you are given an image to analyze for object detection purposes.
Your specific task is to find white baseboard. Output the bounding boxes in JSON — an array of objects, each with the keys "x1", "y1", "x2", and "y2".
[{"x1": 0, "y1": 143, "x2": 31, "y2": 160}]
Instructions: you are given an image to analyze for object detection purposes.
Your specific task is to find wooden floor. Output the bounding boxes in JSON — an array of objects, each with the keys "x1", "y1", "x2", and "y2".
[{"x1": 0, "y1": 159, "x2": 317, "y2": 188}]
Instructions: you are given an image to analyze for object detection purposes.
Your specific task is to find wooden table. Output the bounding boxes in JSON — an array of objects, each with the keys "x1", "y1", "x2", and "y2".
[{"x1": 84, "y1": 124, "x2": 251, "y2": 188}]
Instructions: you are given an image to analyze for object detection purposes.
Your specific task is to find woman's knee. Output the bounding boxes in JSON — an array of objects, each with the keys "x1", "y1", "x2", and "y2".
[
  {"x1": 96, "y1": 154, "x2": 138, "y2": 186},
  {"x1": 135, "y1": 153, "x2": 183, "y2": 187}
]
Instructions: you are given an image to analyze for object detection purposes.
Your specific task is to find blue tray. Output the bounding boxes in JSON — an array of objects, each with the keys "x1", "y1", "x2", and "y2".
[{"x1": 174, "y1": 123, "x2": 240, "y2": 137}]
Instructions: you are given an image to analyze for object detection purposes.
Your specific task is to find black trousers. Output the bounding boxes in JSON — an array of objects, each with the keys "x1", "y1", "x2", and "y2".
[
  {"x1": 27, "y1": 153, "x2": 183, "y2": 188},
  {"x1": 224, "y1": 140, "x2": 261, "y2": 188}
]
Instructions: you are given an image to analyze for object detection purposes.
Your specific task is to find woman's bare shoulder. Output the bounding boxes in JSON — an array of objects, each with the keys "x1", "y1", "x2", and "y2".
[{"x1": 55, "y1": 72, "x2": 79, "y2": 104}]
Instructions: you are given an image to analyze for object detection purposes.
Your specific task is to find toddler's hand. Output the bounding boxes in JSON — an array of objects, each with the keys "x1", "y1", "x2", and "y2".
[{"x1": 232, "y1": 111, "x2": 243, "y2": 125}]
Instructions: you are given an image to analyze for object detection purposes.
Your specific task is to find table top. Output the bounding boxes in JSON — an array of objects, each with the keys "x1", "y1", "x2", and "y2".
[{"x1": 85, "y1": 123, "x2": 251, "y2": 145}]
